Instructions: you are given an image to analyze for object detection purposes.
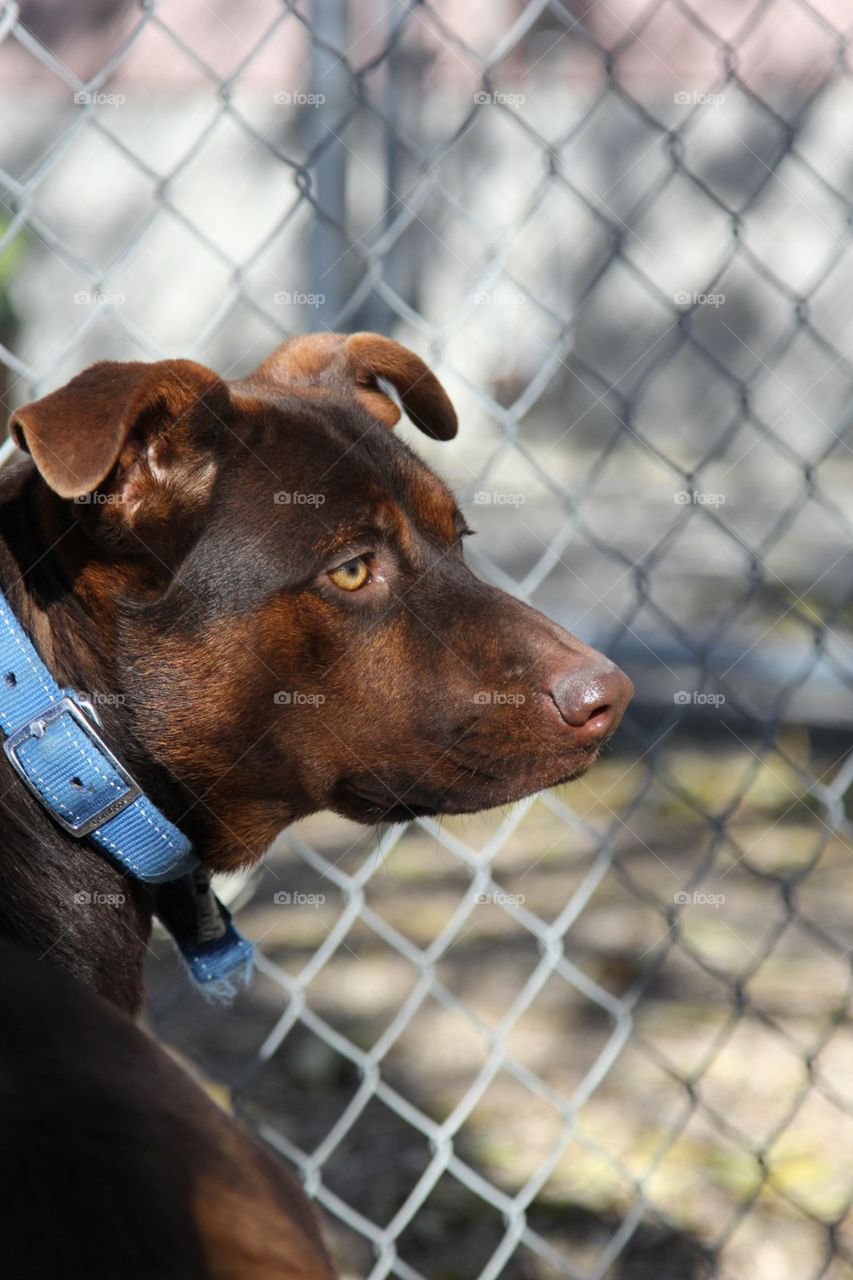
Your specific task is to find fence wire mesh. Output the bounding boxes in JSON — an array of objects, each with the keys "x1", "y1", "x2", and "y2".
[{"x1": 3, "y1": 1, "x2": 853, "y2": 1277}]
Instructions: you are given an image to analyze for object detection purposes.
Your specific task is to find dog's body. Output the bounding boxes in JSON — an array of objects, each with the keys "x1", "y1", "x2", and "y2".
[
  {"x1": 0, "y1": 940, "x2": 331, "y2": 1279},
  {"x1": 0, "y1": 333, "x2": 632, "y2": 1277}
]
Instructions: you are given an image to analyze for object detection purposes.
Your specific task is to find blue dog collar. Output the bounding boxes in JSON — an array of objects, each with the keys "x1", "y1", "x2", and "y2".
[{"x1": 0, "y1": 589, "x2": 254, "y2": 996}]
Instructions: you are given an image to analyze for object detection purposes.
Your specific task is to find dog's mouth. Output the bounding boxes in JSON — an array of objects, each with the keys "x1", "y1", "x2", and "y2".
[{"x1": 335, "y1": 744, "x2": 603, "y2": 825}]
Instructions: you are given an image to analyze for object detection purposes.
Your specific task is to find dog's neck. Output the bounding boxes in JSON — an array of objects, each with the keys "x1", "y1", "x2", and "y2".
[{"x1": 0, "y1": 463, "x2": 167, "y2": 1014}]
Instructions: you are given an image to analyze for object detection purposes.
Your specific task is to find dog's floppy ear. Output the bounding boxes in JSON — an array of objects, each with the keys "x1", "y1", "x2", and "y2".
[
  {"x1": 246, "y1": 332, "x2": 458, "y2": 441},
  {"x1": 9, "y1": 359, "x2": 228, "y2": 506}
]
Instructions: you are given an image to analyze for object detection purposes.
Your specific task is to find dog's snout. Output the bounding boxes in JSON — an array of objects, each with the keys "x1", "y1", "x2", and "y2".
[{"x1": 550, "y1": 662, "x2": 634, "y2": 741}]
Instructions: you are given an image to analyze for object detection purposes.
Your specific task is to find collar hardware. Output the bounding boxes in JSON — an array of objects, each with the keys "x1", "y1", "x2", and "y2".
[{"x1": 4, "y1": 695, "x2": 141, "y2": 837}]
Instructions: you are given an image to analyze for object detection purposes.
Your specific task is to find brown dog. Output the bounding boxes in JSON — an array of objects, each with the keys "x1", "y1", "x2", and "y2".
[{"x1": 0, "y1": 333, "x2": 632, "y2": 1278}]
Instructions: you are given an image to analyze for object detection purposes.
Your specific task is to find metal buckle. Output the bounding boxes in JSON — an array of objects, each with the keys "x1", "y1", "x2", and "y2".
[{"x1": 3, "y1": 695, "x2": 141, "y2": 837}]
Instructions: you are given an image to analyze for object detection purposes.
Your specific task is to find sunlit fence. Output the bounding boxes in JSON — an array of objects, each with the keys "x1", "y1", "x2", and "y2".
[{"x1": 3, "y1": 2, "x2": 853, "y2": 1276}]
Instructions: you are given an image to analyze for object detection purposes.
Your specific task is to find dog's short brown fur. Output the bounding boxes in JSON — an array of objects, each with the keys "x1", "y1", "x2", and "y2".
[{"x1": 0, "y1": 333, "x2": 632, "y2": 1277}]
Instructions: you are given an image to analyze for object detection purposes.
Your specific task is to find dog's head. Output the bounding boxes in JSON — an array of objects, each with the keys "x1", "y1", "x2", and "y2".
[{"x1": 9, "y1": 334, "x2": 633, "y2": 868}]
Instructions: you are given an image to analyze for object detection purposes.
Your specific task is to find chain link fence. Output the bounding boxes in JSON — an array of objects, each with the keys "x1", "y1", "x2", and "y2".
[{"x1": 3, "y1": 1, "x2": 853, "y2": 1276}]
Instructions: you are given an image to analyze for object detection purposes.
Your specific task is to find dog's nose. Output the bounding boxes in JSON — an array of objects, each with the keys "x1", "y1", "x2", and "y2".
[{"x1": 550, "y1": 662, "x2": 634, "y2": 742}]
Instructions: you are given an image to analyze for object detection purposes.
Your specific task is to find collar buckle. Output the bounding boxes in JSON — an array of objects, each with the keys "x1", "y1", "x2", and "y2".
[{"x1": 3, "y1": 695, "x2": 141, "y2": 837}]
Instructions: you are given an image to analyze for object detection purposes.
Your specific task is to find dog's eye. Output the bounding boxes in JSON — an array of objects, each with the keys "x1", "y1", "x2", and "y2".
[{"x1": 328, "y1": 556, "x2": 371, "y2": 591}]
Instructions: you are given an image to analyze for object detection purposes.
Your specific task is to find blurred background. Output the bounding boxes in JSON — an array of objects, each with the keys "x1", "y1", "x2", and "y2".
[{"x1": 2, "y1": 1, "x2": 853, "y2": 1276}]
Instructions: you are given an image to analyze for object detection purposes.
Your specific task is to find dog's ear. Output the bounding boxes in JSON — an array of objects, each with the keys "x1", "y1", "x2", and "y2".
[
  {"x1": 9, "y1": 359, "x2": 229, "y2": 513},
  {"x1": 246, "y1": 332, "x2": 458, "y2": 441}
]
